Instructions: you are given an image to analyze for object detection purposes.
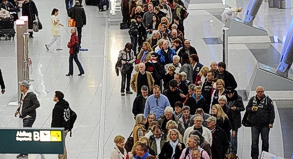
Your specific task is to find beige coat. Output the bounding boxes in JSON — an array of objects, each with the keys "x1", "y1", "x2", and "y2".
[
  {"x1": 50, "y1": 15, "x2": 61, "y2": 36},
  {"x1": 130, "y1": 71, "x2": 154, "y2": 93},
  {"x1": 110, "y1": 145, "x2": 127, "y2": 159}
]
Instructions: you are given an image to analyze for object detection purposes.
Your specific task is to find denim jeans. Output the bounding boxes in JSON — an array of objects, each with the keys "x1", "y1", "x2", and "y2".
[
  {"x1": 77, "y1": 27, "x2": 82, "y2": 45},
  {"x1": 69, "y1": 54, "x2": 84, "y2": 75},
  {"x1": 251, "y1": 125, "x2": 270, "y2": 159},
  {"x1": 21, "y1": 116, "x2": 36, "y2": 156},
  {"x1": 130, "y1": 35, "x2": 138, "y2": 55},
  {"x1": 65, "y1": 0, "x2": 73, "y2": 11},
  {"x1": 121, "y1": 72, "x2": 131, "y2": 92},
  {"x1": 231, "y1": 128, "x2": 238, "y2": 155}
]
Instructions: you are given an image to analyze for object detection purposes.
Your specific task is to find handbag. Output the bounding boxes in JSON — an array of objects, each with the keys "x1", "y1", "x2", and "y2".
[
  {"x1": 73, "y1": 36, "x2": 79, "y2": 54},
  {"x1": 135, "y1": 59, "x2": 140, "y2": 64},
  {"x1": 242, "y1": 111, "x2": 251, "y2": 127},
  {"x1": 150, "y1": 60, "x2": 163, "y2": 80},
  {"x1": 33, "y1": 19, "x2": 39, "y2": 32},
  {"x1": 122, "y1": 63, "x2": 133, "y2": 74},
  {"x1": 37, "y1": 17, "x2": 42, "y2": 30},
  {"x1": 124, "y1": 131, "x2": 133, "y2": 153},
  {"x1": 68, "y1": 7, "x2": 76, "y2": 27}
]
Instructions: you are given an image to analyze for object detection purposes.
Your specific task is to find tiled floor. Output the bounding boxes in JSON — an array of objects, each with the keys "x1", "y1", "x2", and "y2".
[{"x1": 0, "y1": 0, "x2": 292, "y2": 158}]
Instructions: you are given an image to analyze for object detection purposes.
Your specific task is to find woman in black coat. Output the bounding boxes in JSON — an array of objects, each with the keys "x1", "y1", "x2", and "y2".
[
  {"x1": 147, "y1": 15, "x2": 160, "y2": 35},
  {"x1": 22, "y1": 0, "x2": 38, "y2": 38},
  {"x1": 159, "y1": 129, "x2": 185, "y2": 159}
]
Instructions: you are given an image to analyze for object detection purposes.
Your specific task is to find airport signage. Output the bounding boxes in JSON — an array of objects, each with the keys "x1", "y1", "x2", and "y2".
[{"x1": 0, "y1": 128, "x2": 64, "y2": 154}]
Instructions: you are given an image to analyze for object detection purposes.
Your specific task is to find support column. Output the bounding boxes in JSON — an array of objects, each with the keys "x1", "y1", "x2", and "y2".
[
  {"x1": 16, "y1": 20, "x2": 25, "y2": 100},
  {"x1": 276, "y1": 17, "x2": 293, "y2": 77},
  {"x1": 244, "y1": 0, "x2": 263, "y2": 25},
  {"x1": 223, "y1": 27, "x2": 229, "y2": 65}
]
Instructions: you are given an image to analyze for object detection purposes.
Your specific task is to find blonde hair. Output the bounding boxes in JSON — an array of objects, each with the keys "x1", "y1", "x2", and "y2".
[
  {"x1": 139, "y1": 136, "x2": 150, "y2": 146},
  {"x1": 143, "y1": 42, "x2": 153, "y2": 52},
  {"x1": 157, "y1": 39, "x2": 165, "y2": 47},
  {"x1": 198, "y1": 66, "x2": 209, "y2": 76},
  {"x1": 161, "y1": 17, "x2": 169, "y2": 24},
  {"x1": 166, "y1": 129, "x2": 182, "y2": 142},
  {"x1": 218, "y1": 95, "x2": 227, "y2": 103},
  {"x1": 114, "y1": 135, "x2": 125, "y2": 143},
  {"x1": 216, "y1": 79, "x2": 225, "y2": 87},
  {"x1": 212, "y1": 104, "x2": 228, "y2": 120},
  {"x1": 166, "y1": 120, "x2": 178, "y2": 130},
  {"x1": 194, "y1": 86, "x2": 202, "y2": 91},
  {"x1": 136, "y1": 6, "x2": 142, "y2": 12}
]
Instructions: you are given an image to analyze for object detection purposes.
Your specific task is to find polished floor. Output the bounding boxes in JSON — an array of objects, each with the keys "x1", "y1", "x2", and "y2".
[{"x1": 0, "y1": 0, "x2": 292, "y2": 158}]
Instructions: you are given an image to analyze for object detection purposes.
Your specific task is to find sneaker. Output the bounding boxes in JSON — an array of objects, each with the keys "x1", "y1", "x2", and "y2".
[
  {"x1": 56, "y1": 48, "x2": 63, "y2": 51},
  {"x1": 45, "y1": 44, "x2": 49, "y2": 51},
  {"x1": 126, "y1": 91, "x2": 133, "y2": 94},
  {"x1": 121, "y1": 92, "x2": 125, "y2": 96},
  {"x1": 16, "y1": 154, "x2": 28, "y2": 158}
]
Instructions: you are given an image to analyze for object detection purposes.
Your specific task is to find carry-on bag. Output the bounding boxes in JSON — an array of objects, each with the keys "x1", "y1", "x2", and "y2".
[{"x1": 120, "y1": 22, "x2": 129, "y2": 29}]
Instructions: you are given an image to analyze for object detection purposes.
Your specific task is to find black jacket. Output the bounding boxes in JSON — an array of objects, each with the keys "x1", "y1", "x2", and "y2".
[
  {"x1": 178, "y1": 80, "x2": 190, "y2": 95},
  {"x1": 0, "y1": 69, "x2": 5, "y2": 89},
  {"x1": 163, "y1": 88, "x2": 185, "y2": 108},
  {"x1": 51, "y1": 100, "x2": 71, "y2": 130},
  {"x1": 22, "y1": 0, "x2": 38, "y2": 21},
  {"x1": 246, "y1": 95, "x2": 275, "y2": 126},
  {"x1": 156, "y1": 11, "x2": 166, "y2": 20},
  {"x1": 202, "y1": 80, "x2": 213, "y2": 112},
  {"x1": 222, "y1": 105, "x2": 236, "y2": 131},
  {"x1": 159, "y1": 141, "x2": 186, "y2": 159},
  {"x1": 148, "y1": 21, "x2": 159, "y2": 31},
  {"x1": 185, "y1": 95, "x2": 208, "y2": 115},
  {"x1": 132, "y1": 94, "x2": 147, "y2": 117},
  {"x1": 212, "y1": 126, "x2": 229, "y2": 159},
  {"x1": 178, "y1": 46, "x2": 197, "y2": 57},
  {"x1": 226, "y1": 92, "x2": 245, "y2": 128},
  {"x1": 215, "y1": 116, "x2": 231, "y2": 141},
  {"x1": 68, "y1": 5, "x2": 86, "y2": 27},
  {"x1": 215, "y1": 70, "x2": 237, "y2": 90},
  {"x1": 17, "y1": 92, "x2": 40, "y2": 118},
  {"x1": 163, "y1": 73, "x2": 174, "y2": 88}
]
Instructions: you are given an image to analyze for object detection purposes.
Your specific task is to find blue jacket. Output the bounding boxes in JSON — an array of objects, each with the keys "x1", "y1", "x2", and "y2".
[
  {"x1": 157, "y1": 47, "x2": 176, "y2": 65},
  {"x1": 135, "y1": 152, "x2": 152, "y2": 159}
]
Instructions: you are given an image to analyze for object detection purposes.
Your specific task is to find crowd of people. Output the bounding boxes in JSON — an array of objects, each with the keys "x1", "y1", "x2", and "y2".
[{"x1": 113, "y1": 0, "x2": 275, "y2": 158}]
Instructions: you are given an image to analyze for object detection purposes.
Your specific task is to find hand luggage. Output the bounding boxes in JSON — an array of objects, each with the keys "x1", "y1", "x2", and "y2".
[
  {"x1": 0, "y1": 19, "x2": 14, "y2": 29},
  {"x1": 120, "y1": 22, "x2": 129, "y2": 29}
]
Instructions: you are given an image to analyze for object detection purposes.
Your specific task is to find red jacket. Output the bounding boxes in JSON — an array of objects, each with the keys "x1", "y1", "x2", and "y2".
[{"x1": 67, "y1": 33, "x2": 79, "y2": 54}]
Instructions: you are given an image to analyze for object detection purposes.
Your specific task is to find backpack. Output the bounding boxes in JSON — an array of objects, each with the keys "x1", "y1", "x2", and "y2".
[
  {"x1": 73, "y1": 36, "x2": 79, "y2": 54},
  {"x1": 184, "y1": 148, "x2": 204, "y2": 159},
  {"x1": 69, "y1": 108, "x2": 77, "y2": 137}
]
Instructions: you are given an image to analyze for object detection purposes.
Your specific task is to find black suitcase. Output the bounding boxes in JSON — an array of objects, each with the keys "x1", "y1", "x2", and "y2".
[
  {"x1": 120, "y1": 23, "x2": 129, "y2": 29},
  {"x1": 0, "y1": 19, "x2": 14, "y2": 29},
  {"x1": 85, "y1": 0, "x2": 98, "y2": 5}
]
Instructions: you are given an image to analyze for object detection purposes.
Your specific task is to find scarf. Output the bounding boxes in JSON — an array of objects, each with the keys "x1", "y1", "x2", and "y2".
[
  {"x1": 141, "y1": 51, "x2": 148, "y2": 62},
  {"x1": 117, "y1": 146, "x2": 125, "y2": 155},
  {"x1": 169, "y1": 139, "x2": 179, "y2": 158}
]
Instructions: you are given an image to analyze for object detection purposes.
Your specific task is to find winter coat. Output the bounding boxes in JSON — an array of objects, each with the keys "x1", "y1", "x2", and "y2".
[
  {"x1": 246, "y1": 95, "x2": 275, "y2": 126},
  {"x1": 17, "y1": 92, "x2": 40, "y2": 118},
  {"x1": 159, "y1": 141, "x2": 186, "y2": 159},
  {"x1": 149, "y1": 135, "x2": 166, "y2": 155},
  {"x1": 177, "y1": 46, "x2": 197, "y2": 57},
  {"x1": 68, "y1": 5, "x2": 86, "y2": 27},
  {"x1": 179, "y1": 63, "x2": 203, "y2": 84},
  {"x1": 157, "y1": 47, "x2": 176, "y2": 66},
  {"x1": 67, "y1": 32, "x2": 79, "y2": 54},
  {"x1": 185, "y1": 94, "x2": 208, "y2": 115},
  {"x1": 132, "y1": 94, "x2": 148, "y2": 117},
  {"x1": 158, "y1": 115, "x2": 185, "y2": 136},
  {"x1": 118, "y1": 49, "x2": 135, "y2": 73},
  {"x1": 133, "y1": 124, "x2": 146, "y2": 144},
  {"x1": 226, "y1": 92, "x2": 245, "y2": 128},
  {"x1": 145, "y1": 60, "x2": 165, "y2": 84},
  {"x1": 163, "y1": 88, "x2": 185, "y2": 109},
  {"x1": 110, "y1": 145, "x2": 127, "y2": 159},
  {"x1": 211, "y1": 126, "x2": 229, "y2": 159},
  {"x1": 22, "y1": 0, "x2": 38, "y2": 21},
  {"x1": 51, "y1": 99, "x2": 71, "y2": 130},
  {"x1": 183, "y1": 126, "x2": 212, "y2": 146},
  {"x1": 50, "y1": 15, "x2": 61, "y2": 36},
  {"x1": 215, "y1": 116, "x2": 231, "y2": 141},
  {"x1": 214, "y1": 70, "x2": 237, "y2": 90},
  {"x1": 130, "y1": 71, "x2": 155, "y2": 93}
]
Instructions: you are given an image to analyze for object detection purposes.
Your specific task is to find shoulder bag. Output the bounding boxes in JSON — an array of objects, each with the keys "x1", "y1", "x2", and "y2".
[
  {"x1": 68, "y1": 7, "x2": 76, "y2": 27},
  {"x1": 124, "y1": 131, "x2": 134, "y2": 153},
  {"x1": 121, "y1": 52, "x2": 134, "y2": 74},
  {"x1": 242, "y1": 111, "x2": 251, "y2": 127}
]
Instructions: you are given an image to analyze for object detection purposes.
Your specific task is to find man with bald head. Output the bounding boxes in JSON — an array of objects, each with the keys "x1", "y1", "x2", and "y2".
[
  {"x1": 178, "y1": 39, "x2": 197, "y2": 58},
  {"x1": 131, "y1": 63, "x2": 155, "y2": 96},
  {"x1": 246, "y1": 86, "x2": 275, "y2": 159}
]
